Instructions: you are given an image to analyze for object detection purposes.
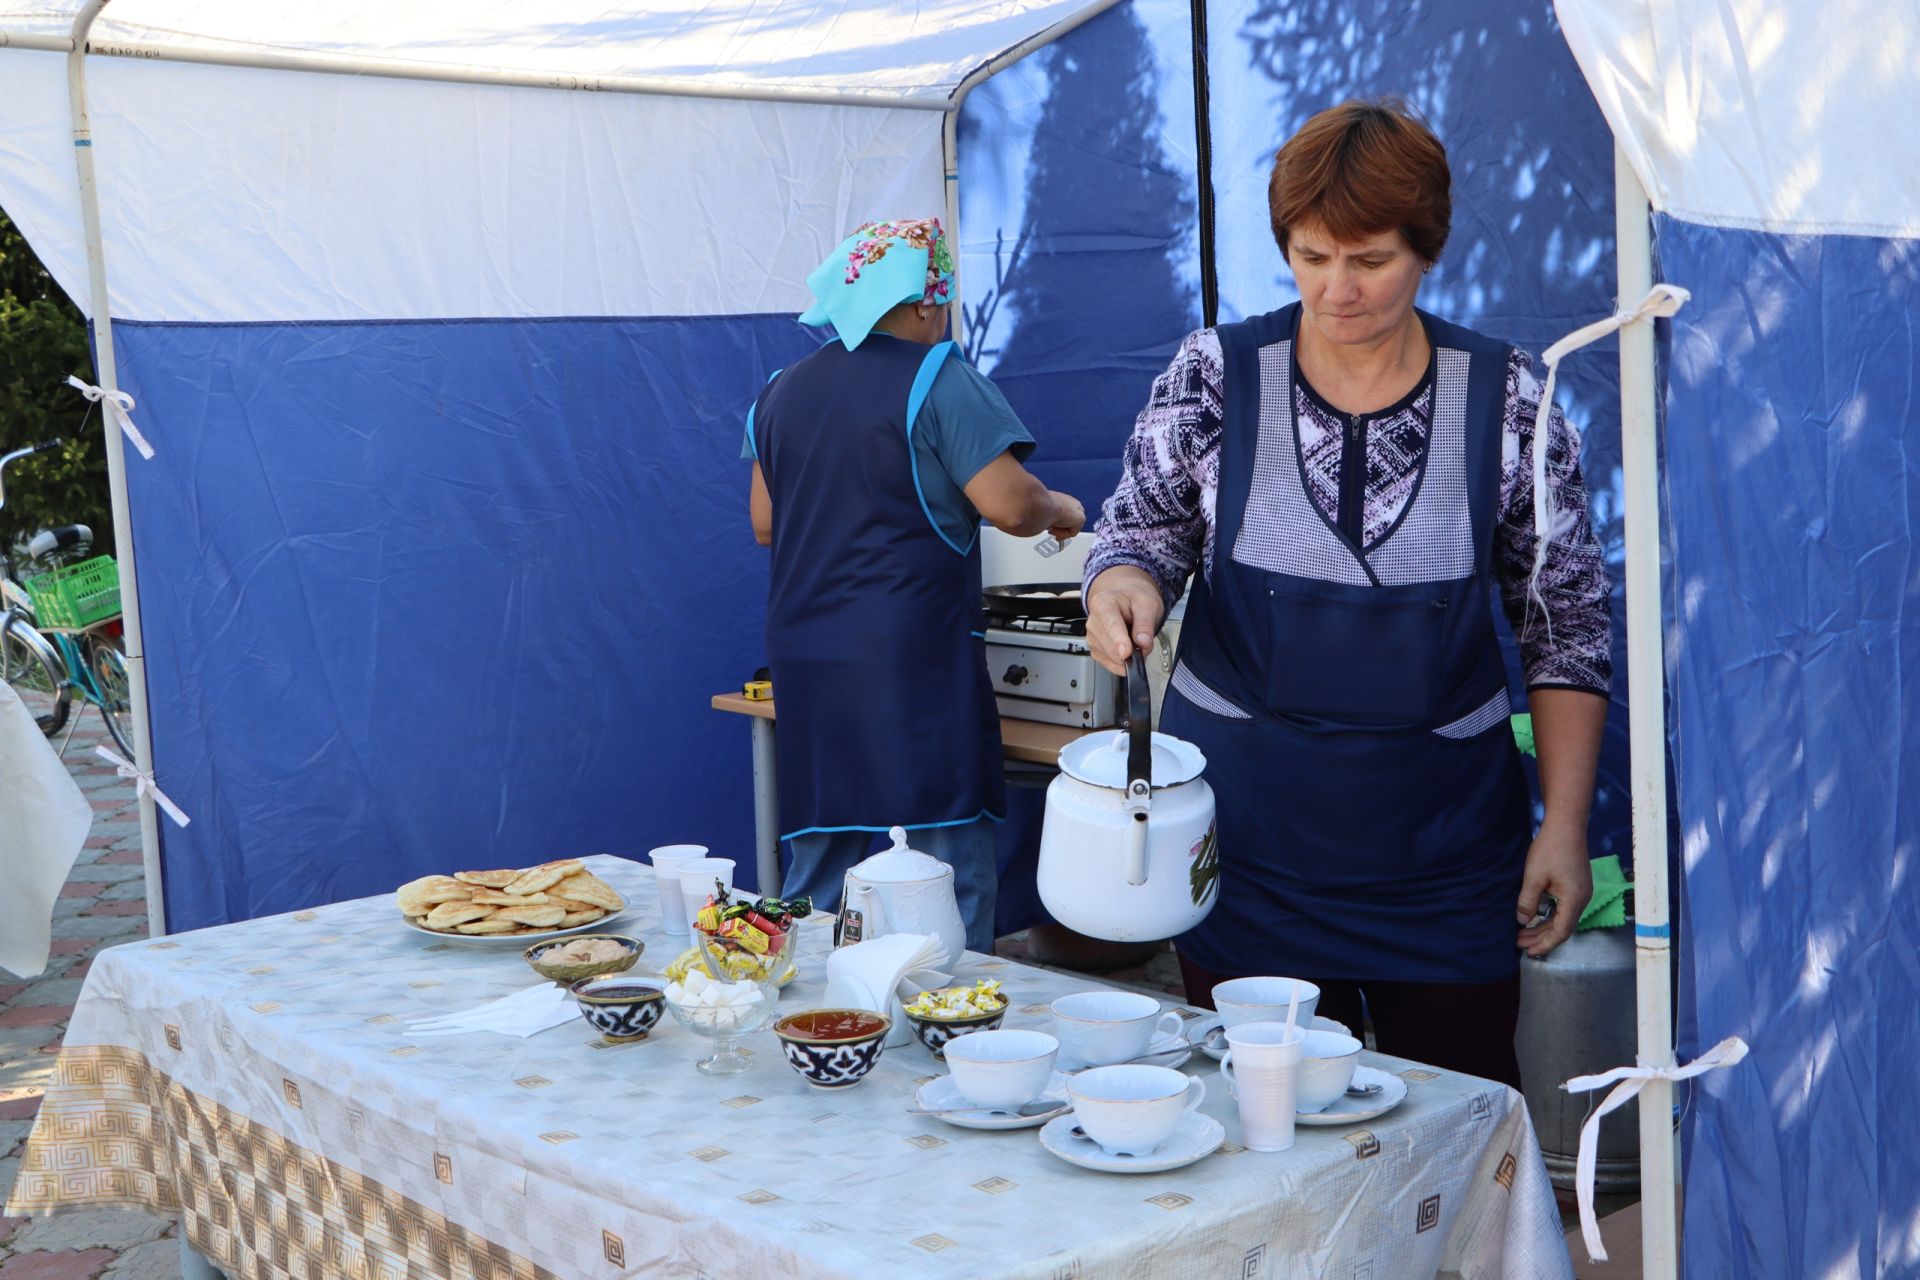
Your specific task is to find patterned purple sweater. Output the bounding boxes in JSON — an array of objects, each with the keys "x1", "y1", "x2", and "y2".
[{"x1": 1084, "y1": 329, "x2": 1613, "y2": 694}]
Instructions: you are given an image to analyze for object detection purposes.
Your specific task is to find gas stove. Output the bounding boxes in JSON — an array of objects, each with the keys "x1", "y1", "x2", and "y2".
[{"x1": 982, "y1": 617, "x2": 1120, "y2": 727}]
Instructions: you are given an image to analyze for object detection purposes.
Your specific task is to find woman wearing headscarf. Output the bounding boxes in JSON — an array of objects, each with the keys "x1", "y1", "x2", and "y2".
[
  {"x1": 1082, "y1": 101, "x2": 1609, "y2": 1085},
  {"x1": 746, "y1": 218, "x2": 1083, "y2": 950}
]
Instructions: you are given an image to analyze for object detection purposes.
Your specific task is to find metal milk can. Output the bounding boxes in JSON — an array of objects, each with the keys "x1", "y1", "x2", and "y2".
[{"x1": 1515, "y1": 919, "x2": 1641, "y2": 1192}]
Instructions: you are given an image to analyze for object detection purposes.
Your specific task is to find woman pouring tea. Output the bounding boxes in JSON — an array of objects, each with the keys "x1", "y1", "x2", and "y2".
[{"x1": 1082, "y1": 100, "x2": 1609, "y2": 1086}]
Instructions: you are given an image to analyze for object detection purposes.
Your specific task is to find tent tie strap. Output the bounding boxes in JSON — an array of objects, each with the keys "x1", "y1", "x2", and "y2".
[
  {"x1": 65, "y1": 375, "x2": 155, "y2": 460},
  {"x1": 1562, "y1": 1033, "x2": 1748, "y2": 1262},
  {"x1": 1525, "y1": 283, "x2": 1692, "y2": 622},
  {"x1": 95, "y1": 745, "x2": 191, "y2": 828}
]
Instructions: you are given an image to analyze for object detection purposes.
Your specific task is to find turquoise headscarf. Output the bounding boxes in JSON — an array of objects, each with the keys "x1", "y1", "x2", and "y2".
[{"x1": 798, "y1": 218, "x2": 956, "y2": 350}]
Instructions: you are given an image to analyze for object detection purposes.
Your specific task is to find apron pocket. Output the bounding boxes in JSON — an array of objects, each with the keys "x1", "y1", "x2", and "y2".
[
  {"x1": 1170, "y1": 661, "x2": 1253, "y2": 720},
  {"x1": 1263, "y1": 576, "x2": 1452, "y2": 725}
]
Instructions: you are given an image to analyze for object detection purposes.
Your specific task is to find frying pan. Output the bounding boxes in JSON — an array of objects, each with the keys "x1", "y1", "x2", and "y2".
[{"x1": 982, "y1": 582, "x2": 1087, "y2": 623}]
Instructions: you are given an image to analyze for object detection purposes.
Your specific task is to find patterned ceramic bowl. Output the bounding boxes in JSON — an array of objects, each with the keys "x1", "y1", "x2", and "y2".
[
  {"x1": 569, "y1": 976, "x2": 666, "y2": 1043},
  {"x1": 902, "y1": 999, "x2": 1006, "y2": 1059},
  {"x1": 772, "y1": 1009, "x2": 891, "y2": 1089},
  {"x1": 524, "y1": 935, "x2": 643, "y2": 985}
]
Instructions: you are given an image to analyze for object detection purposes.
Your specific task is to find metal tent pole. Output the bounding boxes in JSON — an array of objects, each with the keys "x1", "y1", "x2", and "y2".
[
  {"x1": 1614, "y1": 142, "x2": 1678, "y2": 1280},
  {"x1": 64, "y1": 0, "x2": 167, "y2": 937}
]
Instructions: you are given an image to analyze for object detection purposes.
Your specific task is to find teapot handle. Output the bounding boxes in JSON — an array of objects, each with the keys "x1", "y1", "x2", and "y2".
[{"x1": 1124, "y1": 653, "x2": 1152, "y2": 886}]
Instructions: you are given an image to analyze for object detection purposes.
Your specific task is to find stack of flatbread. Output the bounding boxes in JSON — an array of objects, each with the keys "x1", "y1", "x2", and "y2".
[{"x1": 395, "y1": 860, "x2": 624, "y2": 935}]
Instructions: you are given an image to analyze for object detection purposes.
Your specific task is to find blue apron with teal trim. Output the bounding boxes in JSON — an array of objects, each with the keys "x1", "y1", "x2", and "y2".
[
  {"x1": 1164, "y1": 304, "x2": 1531, "y2": 983},
  {"x1": 751, "y1": 332, "x2": 1004, "y2": 840}
]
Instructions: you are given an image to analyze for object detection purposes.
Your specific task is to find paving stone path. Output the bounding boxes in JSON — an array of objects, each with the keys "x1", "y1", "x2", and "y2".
[{"x1": 1, "y1": 714, "x2": 179, "y2": 1280}]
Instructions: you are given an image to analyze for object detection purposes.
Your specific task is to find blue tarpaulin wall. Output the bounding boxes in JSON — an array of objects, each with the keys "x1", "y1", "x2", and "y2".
[{"x1": 1658, "y1": 219, "x2": 1920, "y2": 1276}]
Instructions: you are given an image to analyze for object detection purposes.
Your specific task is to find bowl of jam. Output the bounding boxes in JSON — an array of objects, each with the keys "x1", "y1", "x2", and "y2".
[
  {"x1": 772, "y1": 1008, "x2": 891, "y2": 1089},
  {"x1": 569, "y1": 976, "x2": 666, "y2": 1043}
]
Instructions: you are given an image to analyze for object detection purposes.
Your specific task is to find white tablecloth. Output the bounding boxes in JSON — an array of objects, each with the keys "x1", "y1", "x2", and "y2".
[{"x1": 9, "y1": 856, "x2": 1571, "y2": 1279}]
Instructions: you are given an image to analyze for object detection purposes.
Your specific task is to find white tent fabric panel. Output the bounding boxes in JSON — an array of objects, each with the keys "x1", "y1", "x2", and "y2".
[
  {"x1": 0, "y1": 0, "x2": 1099, "y2": 104},
  {"x1": 1555, "y1": 0, "x2": 1920, "y2": 237},
  {"x1": 0, "y1": 52, "x2": 944, "y2": 322}
]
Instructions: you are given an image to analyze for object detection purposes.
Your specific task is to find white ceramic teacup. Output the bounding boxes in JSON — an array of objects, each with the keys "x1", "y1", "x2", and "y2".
[
  {"x1": 675, "y1": 858, "x2": 736, "y2": 930},
  {"x1": 942, "y1": 1029, "x2": 1059, "y2": 1109},
  {"x1": 1294, "y1": 1029, "x2": 1362, "y2": 1113},
  {"x1": 648, "y1": 845, "x2": 708, "y2": 937},
  {"x1": 1068, "y1": 1064, "x2": 1208, "y2": 1157},
  {"x1": 1212, "y1": 977, "x2": 1321, "y2": 1032},
  {"x1": 1050, "y1": 991, "x2": 1185, "y2": 1067}
]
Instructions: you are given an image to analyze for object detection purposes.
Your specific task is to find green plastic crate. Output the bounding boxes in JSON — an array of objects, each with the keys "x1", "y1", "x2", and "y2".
[{"x1": 22, "y1": 554, "x2": 120, "y2": 629}]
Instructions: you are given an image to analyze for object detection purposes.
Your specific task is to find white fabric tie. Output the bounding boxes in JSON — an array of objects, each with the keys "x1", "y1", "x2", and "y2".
[
  {"x1": 1526, "y1": 283, "x2": 1691, "y2": 617},
  {"x1": 65, "y1": 375, "x2": 155, "y2": 460},
  {"x1": 95, "y1": 745, "x2": 191, "y2": 828},
  {"x1": 1563, "y1": 1034, "x2": 1747, "y2": 1261}
]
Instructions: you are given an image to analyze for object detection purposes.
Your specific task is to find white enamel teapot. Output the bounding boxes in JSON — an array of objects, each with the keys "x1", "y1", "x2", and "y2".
[
  {"x1": 839, "y1": 827, "x2": 967, "y2": 969},
  {"x1": 1037, "y1": 654, "x2": 1218, "y2": 941}
]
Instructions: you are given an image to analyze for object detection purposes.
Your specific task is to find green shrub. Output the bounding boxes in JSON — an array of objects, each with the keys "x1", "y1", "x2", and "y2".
[{"x1": 0, "y1": 205, "x2": 111, "y2": 558}]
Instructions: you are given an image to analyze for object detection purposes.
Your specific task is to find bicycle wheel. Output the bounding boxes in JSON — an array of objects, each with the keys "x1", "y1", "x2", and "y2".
[
  {"x1": 2, "y1": 615, "x2": 72, "y2": 737},
  {"x1": 89, "y1": 636, "x2": 136, "y2": 757}
]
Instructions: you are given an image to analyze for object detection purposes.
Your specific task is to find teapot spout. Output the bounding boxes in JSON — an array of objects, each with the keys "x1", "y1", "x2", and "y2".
[{"x1": 1125, "y1": 813, "x2": 1150, "y2": 886}]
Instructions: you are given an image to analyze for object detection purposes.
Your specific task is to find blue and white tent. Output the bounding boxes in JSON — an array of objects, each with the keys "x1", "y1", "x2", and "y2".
[
  {"x1": 0, "y1": 1, "x2": 1910, "y2": 1273},
  {"x1": 1558, "y1": 3, "x2": 1920, "y2": 1274}
]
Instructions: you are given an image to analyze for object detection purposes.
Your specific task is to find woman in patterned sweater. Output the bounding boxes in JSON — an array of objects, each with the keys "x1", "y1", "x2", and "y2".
[{"x1": 1082, "y1": 100, "x2": 1608, "y2": 1087}]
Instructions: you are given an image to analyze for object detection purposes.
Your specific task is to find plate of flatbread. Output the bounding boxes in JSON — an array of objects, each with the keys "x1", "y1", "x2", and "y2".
[{"x1": 396, "y1": 859, "x2": 629, "y2": 946}]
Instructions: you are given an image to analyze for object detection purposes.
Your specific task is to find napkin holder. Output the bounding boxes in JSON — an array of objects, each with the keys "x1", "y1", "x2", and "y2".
[{"x1": 825, "y1": 935, "x2": 950, "y2": 1048}]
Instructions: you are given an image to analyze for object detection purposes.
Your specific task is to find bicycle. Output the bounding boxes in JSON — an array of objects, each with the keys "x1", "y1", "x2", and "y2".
[{"x1": 0, "y1": 438, "x2": 136, "y2": 757}]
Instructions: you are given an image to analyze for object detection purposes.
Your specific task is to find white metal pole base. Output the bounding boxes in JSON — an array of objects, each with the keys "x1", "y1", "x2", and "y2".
[{"x1": 749, "y1": 716, "x2": 780, "y2": 898}]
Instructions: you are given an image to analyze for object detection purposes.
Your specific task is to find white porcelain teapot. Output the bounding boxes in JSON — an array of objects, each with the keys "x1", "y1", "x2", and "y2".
[
  {"x1": 839, "y1": 827, "x2": 968, "y2": 969},
  {"x1": 1038, "y1": 655, "x2": 1218, "y2": 941}
]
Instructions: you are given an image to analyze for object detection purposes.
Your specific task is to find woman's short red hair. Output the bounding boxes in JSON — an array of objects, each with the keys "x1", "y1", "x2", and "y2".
[{"x1": 1268, "y1": 98, "x2": 1452, "y2": 264}]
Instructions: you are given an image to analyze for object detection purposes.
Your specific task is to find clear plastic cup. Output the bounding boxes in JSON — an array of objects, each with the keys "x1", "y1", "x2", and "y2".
[
  {"x1": 1220, "y1": 1020, "x2": 1305, "y2": 1152},
  {"x1": 647, "y1": 845, "x2": 708, "y2": 937}
]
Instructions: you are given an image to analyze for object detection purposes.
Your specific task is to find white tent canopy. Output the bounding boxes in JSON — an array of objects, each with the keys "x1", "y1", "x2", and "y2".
[
  {"x1": 1558, "y1": 0, "x2": 1920, "y2": 235},
  {"x1": 0, "y1": 0, "x2": 1111, "y2": 323}
]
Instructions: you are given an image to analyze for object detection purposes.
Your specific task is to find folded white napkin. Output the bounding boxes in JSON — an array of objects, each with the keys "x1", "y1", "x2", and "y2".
[
  {"x1": 0, "y1": 683, "x2": 92, "y2": 979},
  {"x1": 403, "y1": 983, "x2": 576, "y2": 1039},
  {"x1": 826, "y1": 934, "x2": 953, "y2": 1047}
]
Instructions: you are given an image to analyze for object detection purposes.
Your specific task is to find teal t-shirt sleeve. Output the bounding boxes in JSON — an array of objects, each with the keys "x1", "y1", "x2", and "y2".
[
  {"x1": 917, "y1": 357, "x2": 1036, "y2": 487},
  {"x1": 741, "y1": 420, "x2": 757, "y2": 462}
]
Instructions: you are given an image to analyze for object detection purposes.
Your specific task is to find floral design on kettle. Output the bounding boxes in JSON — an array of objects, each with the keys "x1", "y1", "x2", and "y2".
[{"x1": 1189, "y1": 825, "x2": 1220, "y2": 908}]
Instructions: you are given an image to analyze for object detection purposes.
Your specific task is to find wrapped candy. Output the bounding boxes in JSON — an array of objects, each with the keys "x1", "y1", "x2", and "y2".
[{"x1": 903, "y1": 980, "x2": 1006, "y2": 1020}]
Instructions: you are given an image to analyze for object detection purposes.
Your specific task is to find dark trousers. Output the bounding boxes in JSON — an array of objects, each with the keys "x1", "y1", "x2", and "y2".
[{"x1": 1177, "y1": 953, "x2": 1523, "y2": 1089}]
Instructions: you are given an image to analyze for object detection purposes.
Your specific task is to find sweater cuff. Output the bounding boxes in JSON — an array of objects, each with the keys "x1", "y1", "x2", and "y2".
[{"x1": 1083, "y1": 547, "x2": 1182, "y2": 615}]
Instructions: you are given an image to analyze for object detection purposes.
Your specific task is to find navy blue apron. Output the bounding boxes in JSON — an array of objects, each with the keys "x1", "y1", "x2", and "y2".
[
  {"x1": 749, "y1": 333, "x2": 1004, "y2": 841},
  {"x1": 1164, "y1": 304, "x2": 1531, "y2": 983}
]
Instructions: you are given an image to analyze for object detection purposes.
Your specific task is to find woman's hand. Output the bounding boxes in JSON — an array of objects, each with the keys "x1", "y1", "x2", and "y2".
[
  {"x1": 1515, "y1": 819, "x2": 1593, "y2": 958},
  {"x1": 1086, "y1": 566, "x2": 1165, "y2": 676},
  {"x1": 1047, "y1": 492, "x2": 1086, "y2": 542}
]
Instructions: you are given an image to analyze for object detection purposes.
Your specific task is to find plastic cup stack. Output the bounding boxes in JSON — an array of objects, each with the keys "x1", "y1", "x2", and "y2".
[
  {"x1": 647, "y1": 845, "x2": 708, "y2": 938},
  {"x1": 1220, "y1": 1020, "x2": 1306, "y2": 1152}
]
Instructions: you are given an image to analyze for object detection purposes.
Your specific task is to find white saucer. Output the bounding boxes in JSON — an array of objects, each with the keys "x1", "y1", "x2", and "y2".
[
  {"x1": 1059, "y1": 1029, "x2": 1191, "y2": 1072},
  {"x1": 405, "y1": 907, "x2": 633, "y2": 948},
  {"x1": 1296, "y1": 1066, "x2": 1408, "y2": 1125},
  {"x1": 1190, "y1": 1014, "x2": 1353, "y2": 1062},
  {"x1": 914, "y1": 1072, "x2": 1072, "y2": 1131},
  {"x1": 1038, "y1": 1110, "x2": 1224, "y2": 1174}
]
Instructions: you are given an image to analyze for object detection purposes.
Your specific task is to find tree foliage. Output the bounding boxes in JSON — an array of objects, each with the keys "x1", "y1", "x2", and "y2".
[{"x1": 0, "y1": 204, "x2": 110, "y2": 559}]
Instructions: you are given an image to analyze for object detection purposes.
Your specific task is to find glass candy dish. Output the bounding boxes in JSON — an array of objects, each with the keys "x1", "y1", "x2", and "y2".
[{"x1": 661, "y1": 925, "x2": 795, "y2": 1075}]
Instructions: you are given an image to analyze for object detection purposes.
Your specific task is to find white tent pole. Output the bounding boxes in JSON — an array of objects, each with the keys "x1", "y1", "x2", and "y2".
[
  {"x1": 64, "y1": 0, "x2": 167, "y2": 937},
  {"x1": 942, "y1": 0, "x2": 1126, "y2": 351},
  {"x1": 11, "y1": 28, "x2": 957, "y2": 110},
  {"x1": 1615, "y1": 142, "x2": 1678, "y2": 1279}
]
